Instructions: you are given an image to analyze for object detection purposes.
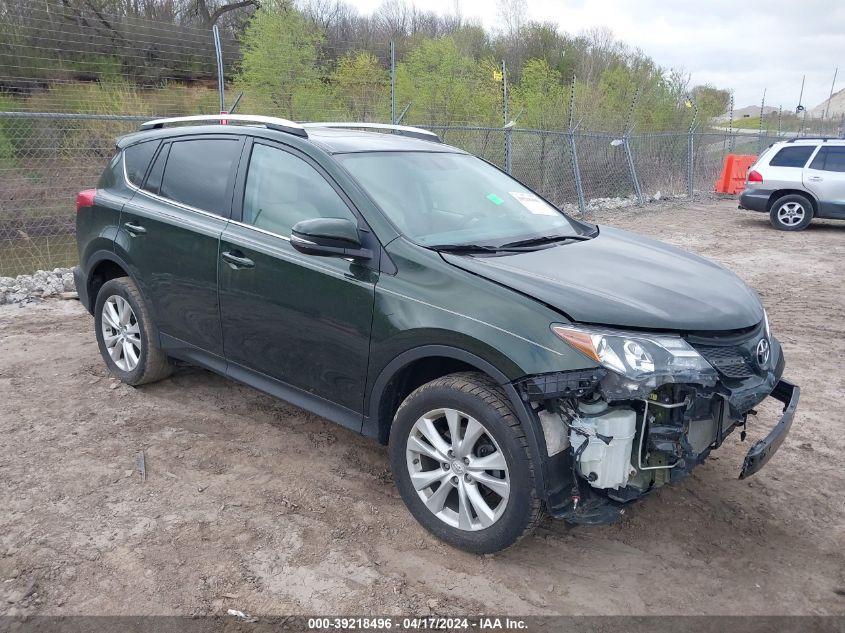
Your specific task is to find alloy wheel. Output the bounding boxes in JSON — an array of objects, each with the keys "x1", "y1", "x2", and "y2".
[
  {"x1": 405, "y1": 408, "x2": 510, "y2": 531},
  {"x1": 776, "y1": 201, "x2": 805, "y2": 226},
  {"x1": 101, "y1": 295, "x2": 142, "y2": 372}
]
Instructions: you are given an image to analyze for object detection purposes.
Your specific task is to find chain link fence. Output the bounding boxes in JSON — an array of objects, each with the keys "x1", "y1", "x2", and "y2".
[
  {"x1": 6, "y1": 109, "x2": 839, "y2": 276},
  {"x1": 1, "y1": 5, "x2": 844, "y2": 276}
]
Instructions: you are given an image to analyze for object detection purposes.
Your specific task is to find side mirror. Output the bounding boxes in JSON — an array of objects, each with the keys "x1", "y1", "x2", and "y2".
[{"x1": 290, "y1": 217, "x2": 372, "y2": 260}]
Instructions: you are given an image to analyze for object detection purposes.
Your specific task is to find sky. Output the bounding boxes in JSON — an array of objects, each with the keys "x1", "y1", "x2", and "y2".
[{"x1": 347, "y1": 0, "x2": 845, "y2": 111}]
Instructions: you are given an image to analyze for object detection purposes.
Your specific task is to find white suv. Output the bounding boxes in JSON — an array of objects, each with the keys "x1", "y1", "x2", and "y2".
[{"x1": 739, "y1": 138, "x2": 845, "y2": 230}]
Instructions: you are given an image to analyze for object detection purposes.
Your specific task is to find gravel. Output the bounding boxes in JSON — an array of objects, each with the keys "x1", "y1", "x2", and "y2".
[
  {"x1": 0, "y1": 199, "x2": 843, "y2": 616},
  {"x1": 0, "y1": 267, "x2": 76, "y2": 305}
]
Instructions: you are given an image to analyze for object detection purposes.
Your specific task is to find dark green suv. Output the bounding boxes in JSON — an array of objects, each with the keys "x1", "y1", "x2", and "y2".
[{"x1": 74, "y1": 115, "x2": 799, "y2": 553}]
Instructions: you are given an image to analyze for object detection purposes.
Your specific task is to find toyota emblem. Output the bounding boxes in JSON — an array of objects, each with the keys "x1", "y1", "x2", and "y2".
[{"x1": 756, "y1": 338, "x2": 770, "y2": 368}]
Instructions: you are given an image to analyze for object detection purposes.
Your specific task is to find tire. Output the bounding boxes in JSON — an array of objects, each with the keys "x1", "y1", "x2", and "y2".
[
  {"x1": 94, "y1": 276, "x2": 171, "y2": 386},
  {"x1": 389, "y1": 372, "x2": 543, "y2": 554},
  {"x1": 769, "y1": 194, "x2": 813, "y2": 231}
]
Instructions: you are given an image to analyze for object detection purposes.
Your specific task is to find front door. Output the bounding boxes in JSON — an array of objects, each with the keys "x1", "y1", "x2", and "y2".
[
  {"x1": 218, "y1": 141, "x2": 378, "y2": 423},
  {"x1": 116, "y1": 135, "x2": 244, "y2": 362},
  {"x1": 804, "y1": 146, "x2": 845, "y2": 218}
]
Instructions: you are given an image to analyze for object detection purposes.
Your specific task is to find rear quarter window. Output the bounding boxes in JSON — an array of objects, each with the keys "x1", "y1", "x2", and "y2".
[
  {"x1": 768, "y1": 145, "x2": 816, "y2": 168},
  {"x1": 97, "y1": 149, "x2": 121, "y2": 189},
  {"x1": 124, "y1": 140, "x2": 160, "y2": 187}
]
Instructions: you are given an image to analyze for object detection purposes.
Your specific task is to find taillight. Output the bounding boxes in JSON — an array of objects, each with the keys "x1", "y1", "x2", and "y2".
[
  {"x1": 76, "y1": 189, "x2": 96, "y2": 213},
  {"x1": 747, "y1": 170, "x2": 763, "y2": 183}
]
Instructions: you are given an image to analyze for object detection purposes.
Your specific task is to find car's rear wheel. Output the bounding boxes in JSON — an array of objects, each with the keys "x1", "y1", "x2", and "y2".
[
  {"x1": 94, "y1": 277, "x2": 171, "y2": 386},
  {"x1": 389, "y1": 372, "x2": 542, "y2": 554},
  {"x1": 770, "y1": 194, "x2": 813, "y2": 231}
]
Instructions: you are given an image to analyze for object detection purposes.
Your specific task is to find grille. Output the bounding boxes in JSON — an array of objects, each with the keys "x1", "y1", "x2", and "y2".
[{"x1": 695, "y1": 345, "x2": 756, "y2": 379}]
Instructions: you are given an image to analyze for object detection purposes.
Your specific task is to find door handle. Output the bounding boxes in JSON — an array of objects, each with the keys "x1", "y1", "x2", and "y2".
[
  {"x1": 124, "y1": 222, "x2": 146, "y2": 236},
  {"x1": 221, "y1": 251, "x2": 255, "y2": 269},
  {"x1": 808, "y1": 176, "x2": 823, "y2": 182}
]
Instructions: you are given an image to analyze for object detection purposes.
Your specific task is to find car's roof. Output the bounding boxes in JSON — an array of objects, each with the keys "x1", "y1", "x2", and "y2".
[
  {"x1": 117, "y1": 123, "x2": 465, "y2": 155},
  {"x1": 771, "y1": 138, "x2": 845, "y2": 147},
  {"x1": 305, "y1": 126, "x2": 462, "y2": 154}
]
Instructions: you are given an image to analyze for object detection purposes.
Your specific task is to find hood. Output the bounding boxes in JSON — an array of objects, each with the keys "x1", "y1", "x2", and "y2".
[{"x1": 442, "y1": 226, "x2": 763, "y2": 332}]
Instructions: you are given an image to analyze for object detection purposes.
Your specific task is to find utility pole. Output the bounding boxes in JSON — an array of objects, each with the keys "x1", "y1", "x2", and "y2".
[
  {"x1": 797, "y1": 75, "x2": 805, "y2": 110},
  {"x1": 824, "y1": 68, "x2": 838, "y2": 120},
  {"x1": 213, "y1": 24, "x2": 225, "y2": 117},
  {"x1": 390, "y1": 41, "x2": 396, "y2": 125},
  {"x1": 796, "y1": 75, "x2": 807, "y2": 136},
  {"x1": 501, "y1": 60, "x2": 511, "y2": 174}
]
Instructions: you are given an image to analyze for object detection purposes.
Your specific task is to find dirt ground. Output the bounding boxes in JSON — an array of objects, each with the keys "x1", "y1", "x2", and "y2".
[{"x1": 1, "y1": 198, "x2": 844, "y2": 617}]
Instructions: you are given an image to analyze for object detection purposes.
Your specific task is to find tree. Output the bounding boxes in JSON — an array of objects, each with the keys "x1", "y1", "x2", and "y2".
[
  {"x1": 496, "y1": 0, "x2": 526, "y2": 39},
  {"x1": 512, "y1": 58, "x2": 568, "y2": 129},
  {"x1": 189, "y1": 0, "x2": 260, "y2": 27},
  {"x1": 690, "y1": 84, "x2": 730, "y2": 122},
  {"x1": 395, "y1": 36, "x2": 499, "y2": 126},
  {"x1": 330, "y1": 51, "x2": 388, "y2": 121},
  {"x1": 235, "y1": 2, "x2": 325, "y2": 118}
]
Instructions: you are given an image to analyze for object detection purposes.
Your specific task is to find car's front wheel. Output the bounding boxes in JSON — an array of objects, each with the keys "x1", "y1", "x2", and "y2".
[
  {"x1": 94, "y1": 276, "x2": 171, "y2": 386},
  {"x1": 389, "y1": 372, "x2": 543, "y2": 553},
  {"x1": 770, "y1": 194, "x2": 813, "y2": 231}
]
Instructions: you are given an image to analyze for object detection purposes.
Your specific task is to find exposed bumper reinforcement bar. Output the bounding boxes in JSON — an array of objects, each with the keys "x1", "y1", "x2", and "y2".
[{"x1": 739, "y1": 379, "x2": 799, "y2": 479}]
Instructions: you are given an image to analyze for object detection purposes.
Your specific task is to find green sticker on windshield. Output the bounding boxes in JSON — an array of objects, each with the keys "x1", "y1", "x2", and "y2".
[{"x1": 486, "y1": 193, "x2": 504, "y2": 205}]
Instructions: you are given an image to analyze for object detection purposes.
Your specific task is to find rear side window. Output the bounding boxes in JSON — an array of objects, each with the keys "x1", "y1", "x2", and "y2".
[
  {"x1": 144, "y1": 144, "x2": 168, "y2": 195},
  {"x1": 769, "y1": 145, "x2": 815, "y2": 168},
  {"x1": 809, "y1": 146, "x2": 845, "y2": 172},
  {"x1": 124, "y1": 140, "x2": 159, "y2": 187},
  {"x1": 159, "y1": 138, "x2": 241, "y2": 216}
]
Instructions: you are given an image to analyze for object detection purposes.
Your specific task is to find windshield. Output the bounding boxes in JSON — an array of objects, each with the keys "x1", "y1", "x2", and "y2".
[{"x1": 337, "y1": 151, "x2": 586, "y2": 247}]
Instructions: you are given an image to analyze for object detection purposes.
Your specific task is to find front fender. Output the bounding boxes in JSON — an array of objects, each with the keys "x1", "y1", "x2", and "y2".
[{"x1": 365, "y1": 343, "x2": 552, "y2": 501}]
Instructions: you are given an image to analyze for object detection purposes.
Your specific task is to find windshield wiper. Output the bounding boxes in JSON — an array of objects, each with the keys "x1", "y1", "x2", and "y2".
[
  {"x1": 429, "y1": 243, "x2": 508, "y2": 253},
  {"x1": 498, "y1": 234, "x2": 592, "y2": 249}
]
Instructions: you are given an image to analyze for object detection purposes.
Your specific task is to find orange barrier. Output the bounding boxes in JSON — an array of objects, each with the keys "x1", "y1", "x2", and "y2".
[{"x1": 714, "y1": 154, "x2": 757, "y2": 194}]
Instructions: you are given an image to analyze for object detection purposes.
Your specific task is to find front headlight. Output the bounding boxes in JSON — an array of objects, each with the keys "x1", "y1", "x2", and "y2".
[{"x1": 552, "y1": 324, "x2": 718, "y2": 398}]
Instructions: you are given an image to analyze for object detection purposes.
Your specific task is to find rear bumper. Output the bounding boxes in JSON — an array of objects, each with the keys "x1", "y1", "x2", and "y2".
[
  {"x1": 738, "y1": 189, "x2": 771, "y2": 212},
  {"x1": 72, "y1": 266, "x2": 92, "y2": 315},
  {"x1": 739, "y1": 379, "x2": 799, "y2": 478}
]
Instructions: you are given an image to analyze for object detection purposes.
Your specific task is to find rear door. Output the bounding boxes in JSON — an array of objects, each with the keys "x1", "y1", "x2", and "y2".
[
  {"x1": 217, "y1": 140, "x2": 378, "y2": 423},
  {"x1": 116, "y1": 135, "x2": 244, "y2": 365},
  {"x1": 803, "y1": 146, "x2": 845, "y2": 218}
]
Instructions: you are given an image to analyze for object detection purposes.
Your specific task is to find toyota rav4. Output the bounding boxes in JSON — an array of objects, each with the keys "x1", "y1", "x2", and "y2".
[{"x1": 74, "y1": 115, "x2": 799, "y2": 553}]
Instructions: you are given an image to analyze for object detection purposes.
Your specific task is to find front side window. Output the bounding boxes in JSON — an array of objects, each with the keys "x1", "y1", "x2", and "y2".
[
  {"x1": 337, "y1": 151, "x2": 585, "y2": 246},
  {"x1": 242, "y1": 143, "x2": 356, "y2": 236},
  {"x1": 769, "y1": 145, "x2": 815, "y2": 168},
  {"x1": 159, "y1": 138, "x2": 241, "y2": 216}
]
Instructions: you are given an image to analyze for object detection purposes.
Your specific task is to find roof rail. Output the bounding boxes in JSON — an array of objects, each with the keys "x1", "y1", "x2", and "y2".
[
  {"x1": 302, "y1": 122, "x2": 441, "y2": 143},
  {"x1": 140, "y1": 114, "x2": 308, "y2": 138},
  {"x1": 786, "y1": 137, "x2": 830, "y2": 143}
]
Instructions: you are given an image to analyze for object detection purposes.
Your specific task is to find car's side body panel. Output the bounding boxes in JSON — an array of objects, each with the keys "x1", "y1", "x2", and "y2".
[
  {"x1": 364, "y1": 237, "x2": 597, "y2": 410},
  {"x1": 116, "y1": 187, "x2": 230, "y2": 357},
  {"x1": 218, "y1": 221, "x2": 379, "y2": 414},
  {"x1": 803, "y1": 148, "x2": 845, "y2": 218},
  {"x1": 75, "y1": 151, "x2": 135, "y2": 296}
]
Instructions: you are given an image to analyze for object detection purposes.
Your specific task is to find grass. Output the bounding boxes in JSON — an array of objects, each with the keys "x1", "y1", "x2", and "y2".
[{"x1": 0, "y1": 235, "x2": 77, "y2": 277}]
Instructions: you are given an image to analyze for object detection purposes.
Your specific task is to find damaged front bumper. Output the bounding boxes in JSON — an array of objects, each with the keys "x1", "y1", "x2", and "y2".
[
  {"x1": 517, "y1": 334, "x2": 800, "y2": 526},
  {"x1": 739, "y1": 379, "x2": 799, "y2": 478}
]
